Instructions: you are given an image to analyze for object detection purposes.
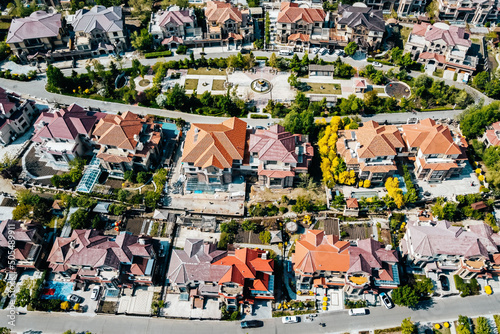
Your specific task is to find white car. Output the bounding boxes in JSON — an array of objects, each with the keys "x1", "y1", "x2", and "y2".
[
  {"x1": 91, "y1": 286, "x2": 101, "y2": 301},
  {"x1": 319, "y1": 47, "x2": 328, "y2": 55},
  {"x1": 334, "y1": 49, "x2": 344, "y2": 57},
  {"x1": 372, "y1": 61, "x2": 383, "y2": 67},
  {"x1": 312, "y1": 48, "x2": 320, "y2": 54},
  {"x1": 282, "y1": 316, "x2": 299, "y2": 324}
]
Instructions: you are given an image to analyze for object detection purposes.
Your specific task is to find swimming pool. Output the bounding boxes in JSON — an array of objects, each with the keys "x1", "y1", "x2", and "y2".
[
  {"x1": 41, "y1": 281, "x2": 74, "y2": 301},
  {"x1": 161, "y1": 122, "x2": 180, "y2": 139},
  {"x1": 394, "y1": 174, "x2": 408, "y2": 194}
]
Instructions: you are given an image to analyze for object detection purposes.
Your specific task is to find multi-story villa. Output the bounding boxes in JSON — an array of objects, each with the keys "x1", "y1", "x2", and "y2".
[
  {"x1": 149, "y1": 8, "x2": 202, "y2": 47},
  {"x1": 205, "y1": 1, "x2": 254, "y2": 46},
  {"x1": 0, "y1": 87, "x2": 36, "y2": 145}
]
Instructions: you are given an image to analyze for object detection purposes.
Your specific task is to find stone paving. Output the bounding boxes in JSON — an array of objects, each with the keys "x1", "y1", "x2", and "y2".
[
  {"x1": 162, "y1": 294, "x2": 221, "y2": 319},
  {"x1": 117, "y1": 287, "x2": 155, "y2": 315}
]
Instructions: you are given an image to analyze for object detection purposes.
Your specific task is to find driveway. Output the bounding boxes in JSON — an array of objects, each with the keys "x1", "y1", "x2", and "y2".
[
  {"x1": 117, "y1": 286, "x2": 155, "y2": 315},
  {"x1": 162, "y1": 294, "x2": 221, "y2": 319},
  {"x1": 241, "y1": 300, "x2": 272, "y2": 320}
]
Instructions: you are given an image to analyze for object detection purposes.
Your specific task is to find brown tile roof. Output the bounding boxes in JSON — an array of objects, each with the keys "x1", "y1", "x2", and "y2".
[
  {"x1": 402, "y1": 118, "x2": 462, "y2": 155},
  {"x1": 277, "y1": 2, "x2": 326, "y2": 24},
  {"x1": 346, "y1": 198, "x2": 359, "y2": 209},
  {"x1": 206, "y1": 1, "x2": 242, "y2": 24},
  {"x1": 249, "y1": 124, "x2": 299, "y2": 163},
  {"x1": 288, "y1": 33, "x2": 310, "y2": 42},
  {"x1": 92, "y1": 111, "x2": 144, "y2": 150},
  {"x1": 181, "y1": 117, "x2": 247, "y2": 169}
]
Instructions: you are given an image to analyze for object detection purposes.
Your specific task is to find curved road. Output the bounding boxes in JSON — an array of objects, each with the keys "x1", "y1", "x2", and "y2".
[
  {"x1": 0, "y1": 76, "x2": 464, "y2": 126},
  {"x1": 1, "y1": 293, "x2": 499, "y2": 334}
]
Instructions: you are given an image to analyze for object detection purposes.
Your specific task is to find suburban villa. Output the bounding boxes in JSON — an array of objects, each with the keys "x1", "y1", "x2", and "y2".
[
  {"x1": 47, "y1": 230, "x2": 156, "y2": 286},
  {"x1": 91, "y1": 111, "x2": 163, "y2": 178},
  {"x1": 0, "y1": 220, "x2": 45, "y2": 271},
  {"x1": 32, "y1": 103, "x2": 104, "y2": 170},
  {"x1": 0, "y1": 87, "x2": 36, "y2": 145},
  {"x1": 247, "y1": 124, "x2": 313, "y2": 188},
  {"x1": 181, "y1": 117, "x2": 247, "y2": 185},
  {"x1": 149, "y1": 8, "x2": 202, "y2": 48}
]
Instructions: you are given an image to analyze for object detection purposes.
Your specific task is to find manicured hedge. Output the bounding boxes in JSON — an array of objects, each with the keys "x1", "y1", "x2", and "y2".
[
  {"x1": 367, "y1": 58, "x2": 393, "y2": 66},
  {"x1": 144, "y1": 50, "x2": 173, "y2": 59},
  {"x1": 256, "y1": 56, "x2": 268, "y2": 61},
  {"x1": 250, "y1": 113, "x2": 269, "y2": 119}
]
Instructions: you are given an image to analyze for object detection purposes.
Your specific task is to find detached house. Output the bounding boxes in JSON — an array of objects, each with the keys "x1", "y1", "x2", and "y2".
[
  {"x1": 0, "y1": 87, "x2": 36, "y2": 145},
  {"x1": 247, "y1": 124, "x2": 313, "y2": 188},
  {"x1": 205, "y1": 1, "x2": 254, "y2": 46},
  {"x1": 47, "y1": 230, "x2": 156, "y2": 285},
  {"x1": 91, "y1": 111, "x2": 163, "y2": 178},
  {"x1": 167, "y1": 239, "x2": 274, "y2": 310},
  {"x1": 292, "y1": 230, "x2": 400, "y2": 295},
  {"x1": 335, "y1": 4, "x2": 385, "y2": 51},
  {"x1": 0, "y1": 220, "x2": 45, "y2": 271},
  {"x1": 482, "y1": 121, "x2": 500, "y2": 148},
  {"x1": 436, "y1": 0, "x2": 499, "y2": 25},
  {"x1": 401, "y1": 118, "x2": 467, "y2": 182},
  {"x1": 404, "y1": 22, "x2": 477, "y2": 75},
  {"x1": 32, "y1": 103, "x2": 104, "y2": 170},
  {"x1": 149, "y1": 8, "x2": 202, "y2": 48},
  {"x1": 181, "y1": 117, "x2": 247, "y2": 185},
  {"x1": 336, "y1": 120, "x2": 405, "y2": 185},
  {"x1": 276, "y1": 2, "x2": 326, "y2": 49},
  {"x1": 68, "y1": 6, "x2": 127, "y2": 55},
  {"x1": 401, "y1": 220, "x2": 500, "y2": 280},
  {"x1": 6, "y1": 11, "x2": 65, "y2": 62}
]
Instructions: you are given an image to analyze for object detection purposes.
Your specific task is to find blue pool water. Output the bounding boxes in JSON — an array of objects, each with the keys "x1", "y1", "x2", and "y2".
[
  {"x1": 394, "y1": 174, "x2": 408, "y2": 194},
  {"x1": 41, "y1": 281, "x2": 74, "y2": 301},
  {"x1": 161, "y1": 122, "x2": 180, "y2": 139}
]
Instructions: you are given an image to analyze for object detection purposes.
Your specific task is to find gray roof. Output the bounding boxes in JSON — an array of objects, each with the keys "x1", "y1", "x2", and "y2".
[
  {"x1": 338, "y1": 4, "x2": 385, "y2": 33},
  {"x1": 309, "y1": 64, "x2": 335, "y2": 71},
  {"x1": 7, "y1": 11, "x2": 61, "y2": 43},
  {"x1": 93, "y1": 202, "x2": 111, "y2": 213},
  {"x1": 71, "y1": 6, "x2": 123, "y2": 34}
]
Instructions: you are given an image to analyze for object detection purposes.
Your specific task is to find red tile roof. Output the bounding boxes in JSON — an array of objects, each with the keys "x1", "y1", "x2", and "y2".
[
  {"x1": 181, "y1": 117, "x2": 247, "y2": 169},
  {"x1": 277, "y1": 2, "x2": 326, "y2": 24},
  {"x1": 92, "y1": 111, "x2": 144, "y2": 150},
  {"x1": 346, "y1": 198, "x2": 359, "y2": 209},
  {"x1": 206, "y1": 1, "x2": 242, "y2": 24},
  {"x1": 288, "y1": 33, "x2": 310, "y2": 42}
]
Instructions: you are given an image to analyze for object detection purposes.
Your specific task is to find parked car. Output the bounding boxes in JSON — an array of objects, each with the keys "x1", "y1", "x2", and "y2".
[
  {"x1": 91, "y1": 286, "x2": 101, "y2": 301},
  {"x1": 68, "y1": 294, "x2": 82, "y2": 303},
  {"x1": 282, "y1": 316, "x2": 299, "y2": 324},
  {"x1": 349, "y1": 308, "x2": 368, "y2": 316},
  {"x1": 373, "y1": 61, "x2": 383, "y2": 67},
  {"x1": 312, "y1": 48, "x2": 320, "y2": 54},
  {"x1": 380, "y1": 292, "x2": 394, "y2": 309},
  {"x1": 241, "y1": 320, "x2": 264, "y2": 328},
  {"x1": 319, "y1": 47, "x2": 328, "y2": 55},
  {"x1": 440, "y1": 276, "x2": 450, "y2": 291}
]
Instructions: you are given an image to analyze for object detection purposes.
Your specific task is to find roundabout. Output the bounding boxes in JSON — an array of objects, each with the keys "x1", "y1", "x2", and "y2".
[
  {"x1": 385, "y1": 81, "x2": 411, "y2": 99},
  {"x1": 250, "y1": 78, "x2": 272, "y2": 93}
]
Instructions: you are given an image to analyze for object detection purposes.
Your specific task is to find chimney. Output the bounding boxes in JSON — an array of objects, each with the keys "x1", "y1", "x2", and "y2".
[
  {"x1": 133, "y1": 134, "x2": 140, "y2": 142},
  {"x1": 138, "y1": 238, "x2": 146, "y2": 245},
  {"x1": 385, "y1": 244, "x2": 392, "y2": 251}
]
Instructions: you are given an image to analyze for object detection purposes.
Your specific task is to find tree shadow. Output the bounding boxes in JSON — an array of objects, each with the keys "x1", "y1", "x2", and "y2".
[{"x1": 410, "y1": 298, "x2": 436, "y2": 311}]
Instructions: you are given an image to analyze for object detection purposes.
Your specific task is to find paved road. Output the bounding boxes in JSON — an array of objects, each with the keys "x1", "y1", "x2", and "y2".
[
  {"x1": 0, "y1": 76, "x2": 464, "y2": 128},
  {"x1": 2, "y1": 294, "x2": 499, "y2": 334}
]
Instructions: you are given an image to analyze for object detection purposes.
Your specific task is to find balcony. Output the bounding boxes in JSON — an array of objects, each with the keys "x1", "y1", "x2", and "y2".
[{"x1": 221, "y1": 285, "x2": 242, "y2": 297}]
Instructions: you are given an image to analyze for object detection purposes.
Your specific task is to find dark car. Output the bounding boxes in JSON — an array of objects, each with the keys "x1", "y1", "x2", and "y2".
[
  {"x1": 440, "y1": 276, "x2": 450, "y2": 291},
  {"x1": 240, "y1": 320, "x2": 264, "y2": 328},
  {"x1": 68, "y1": 294, "x2": 82, "y2": 303}
]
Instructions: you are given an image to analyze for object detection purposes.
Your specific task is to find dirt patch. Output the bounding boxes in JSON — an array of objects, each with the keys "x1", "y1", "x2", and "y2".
[
  {"x1": 138, "y1": 79, "x2": 151, "y2": 87},
  {"x1": 341, "y1": 223, "x2": 372, "y2": 240},
  {"x1": 381, "y1": 229, "x2": 392, "y2": 245},
  {"x1": 248, "y1": 186, "x2": 326, "y2": 205},
  {"x1": 100, "y1": 301, "x2": 117, "y2": 314}
]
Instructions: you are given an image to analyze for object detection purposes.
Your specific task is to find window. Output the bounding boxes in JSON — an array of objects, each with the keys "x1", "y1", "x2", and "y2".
[
  {"x1": 14, "y1": 43, "x2": 20, "y2": 48},
  {"x1": 113, "y1": 32, "x2": 118, "y2": 37},
  {"x1": 267, "y1": 161, "x2": 277, "y2": 165}
]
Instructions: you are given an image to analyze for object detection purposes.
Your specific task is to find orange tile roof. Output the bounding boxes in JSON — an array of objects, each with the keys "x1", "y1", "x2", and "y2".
[
  {"x1": 277, "y1": 2, "x2": 326, "y2": 24},
  {"x1": 288, "y1": 33, "x2": 310, "y2": 42},
  {"x1": 418, "y1": 158, "x2": 458, "y2": 171},
  {"x1": 92, "y1": 111, "x2": 143, "y2": 150},
  {"x1": 346, "y1": 198, "x2": 359, "y2": 209},
  {"x1": 181, "y1": 117, "x2": 247, "y2": 169},
  {"x1": 403, "y1": 118, "x2": 462, "y2": 155},
  {"x1": 206, "y1": 1, "x2": 242, "y2": 24},
  {"x1": 293, "y1": 230, "x2": 350, "y2": 274}
]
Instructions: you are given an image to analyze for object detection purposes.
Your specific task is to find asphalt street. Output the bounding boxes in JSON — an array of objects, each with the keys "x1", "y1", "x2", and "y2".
[
  {"x1": 1, "y1": 293, "x2": 499, "y2": 334},
  {"x1": 0, "y1": 76, "x2": 464, "y2": 127}
]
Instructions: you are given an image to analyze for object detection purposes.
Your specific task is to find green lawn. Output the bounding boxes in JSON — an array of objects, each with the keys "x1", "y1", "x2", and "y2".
[
  {"x1": 212, "y1": 79, "x2": 226, "y2": 90},
  {"x1": 301, "y1": 82, "x2": 341, "y2": 95},
  {"x1": 184, "y1": 79, "x2": 199, "y2": 90},
  {"x1": 187, "y1": 67, "x2": 226, "y2": 76},
  {"x1": 401, "y1": 26, "x2": 412, "y2": 47},
  {"x1": 433, "y1": 68, "x2": 444, "y2": 78},
  {"x1": 373, "y1": 87, "x2": 386, "y2": 94},
  {"x1": 433, "y1": 326, "x2": 451, "y2": 334}
]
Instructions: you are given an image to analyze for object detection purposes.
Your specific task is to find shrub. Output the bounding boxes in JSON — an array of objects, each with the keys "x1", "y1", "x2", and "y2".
[
  {"x1": 259, "y1": 231, "x2": 271, "y2": 244},
  {"x1": 256, "y1": 56, "x2": 268, "y2": 61},
  {"x1": 144, "y1": 50, "x2": 173, "y2": 59},
  {"x1": 250, "y1": 114, "x2": 270, "y2": 119}
]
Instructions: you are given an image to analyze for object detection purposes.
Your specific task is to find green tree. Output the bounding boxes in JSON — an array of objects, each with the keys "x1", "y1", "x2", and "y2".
[
  {"x1": 457, "y1": 315, "x2": 471, "y2": 334},
  {"x1": 259, "y1": 231, "x2": 271, "y2": 244},
  {"x1": 166, "y1": 83, "x2": 187, "y2": 109},
  {"x1": 46, "y1": 65, "x2": 66, "y2": 92},
  {"x1": 401, "y1": 318, "x2": 416, "y2": 334},
  {"x1": 144, "y1": 191, "x2": 160, "y2": 209},
  {"x1": 241, "y1": 220, "x2": 257, "y2": 232},
  {"x1": 475, "y1": 317, "x2": 492, "y2": 334},
  {"x1": 14, "y1": 287, "x2": 30, "y2": 307},
  {"x1": 392, "y1": 285, "x2": 419, "y2": 307},
  {"x1": 117, "y1": 189, "x2": 129, "y2": 202},
  {"x1": 269, "y1": 52, "x2": 278, "y2": 69},
  {"x1": 12, "y1": 203, "x2": 31, "y2": 220},
  {"x1": 344, "y1": 41, "x2": 358, "y2": 56},
  {"x1": 129, "y1": 0, "x2": 152, "y2": 21},
  {"x1": 288, "y1": 73, "x2": 299, "y2": 88},
  {"x1": 131, "y1": 29, "x2": 154, "y2": 52},
  {"x1": 473, "y1": 71, "x2": 490, "y2": 91},
  {"x1": 137, "y1": 171, "x2": 149, "y2": 184},
  {"x1": 69, "y1": 209, "x2": 89, "y2": 229}
]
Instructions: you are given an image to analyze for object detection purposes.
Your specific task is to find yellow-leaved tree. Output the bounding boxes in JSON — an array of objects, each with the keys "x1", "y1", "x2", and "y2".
[{"x1": 385, "y1": 177, "x2": 405, "y2": 209}]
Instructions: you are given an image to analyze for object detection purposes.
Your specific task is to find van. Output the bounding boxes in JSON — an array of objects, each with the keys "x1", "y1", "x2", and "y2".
[
  {"x1": 349, "y1": 308, "x2": 368, "y2": 316},
  {"x1": 279, "y1": 50, "x2": 292, "y2": 56}
]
